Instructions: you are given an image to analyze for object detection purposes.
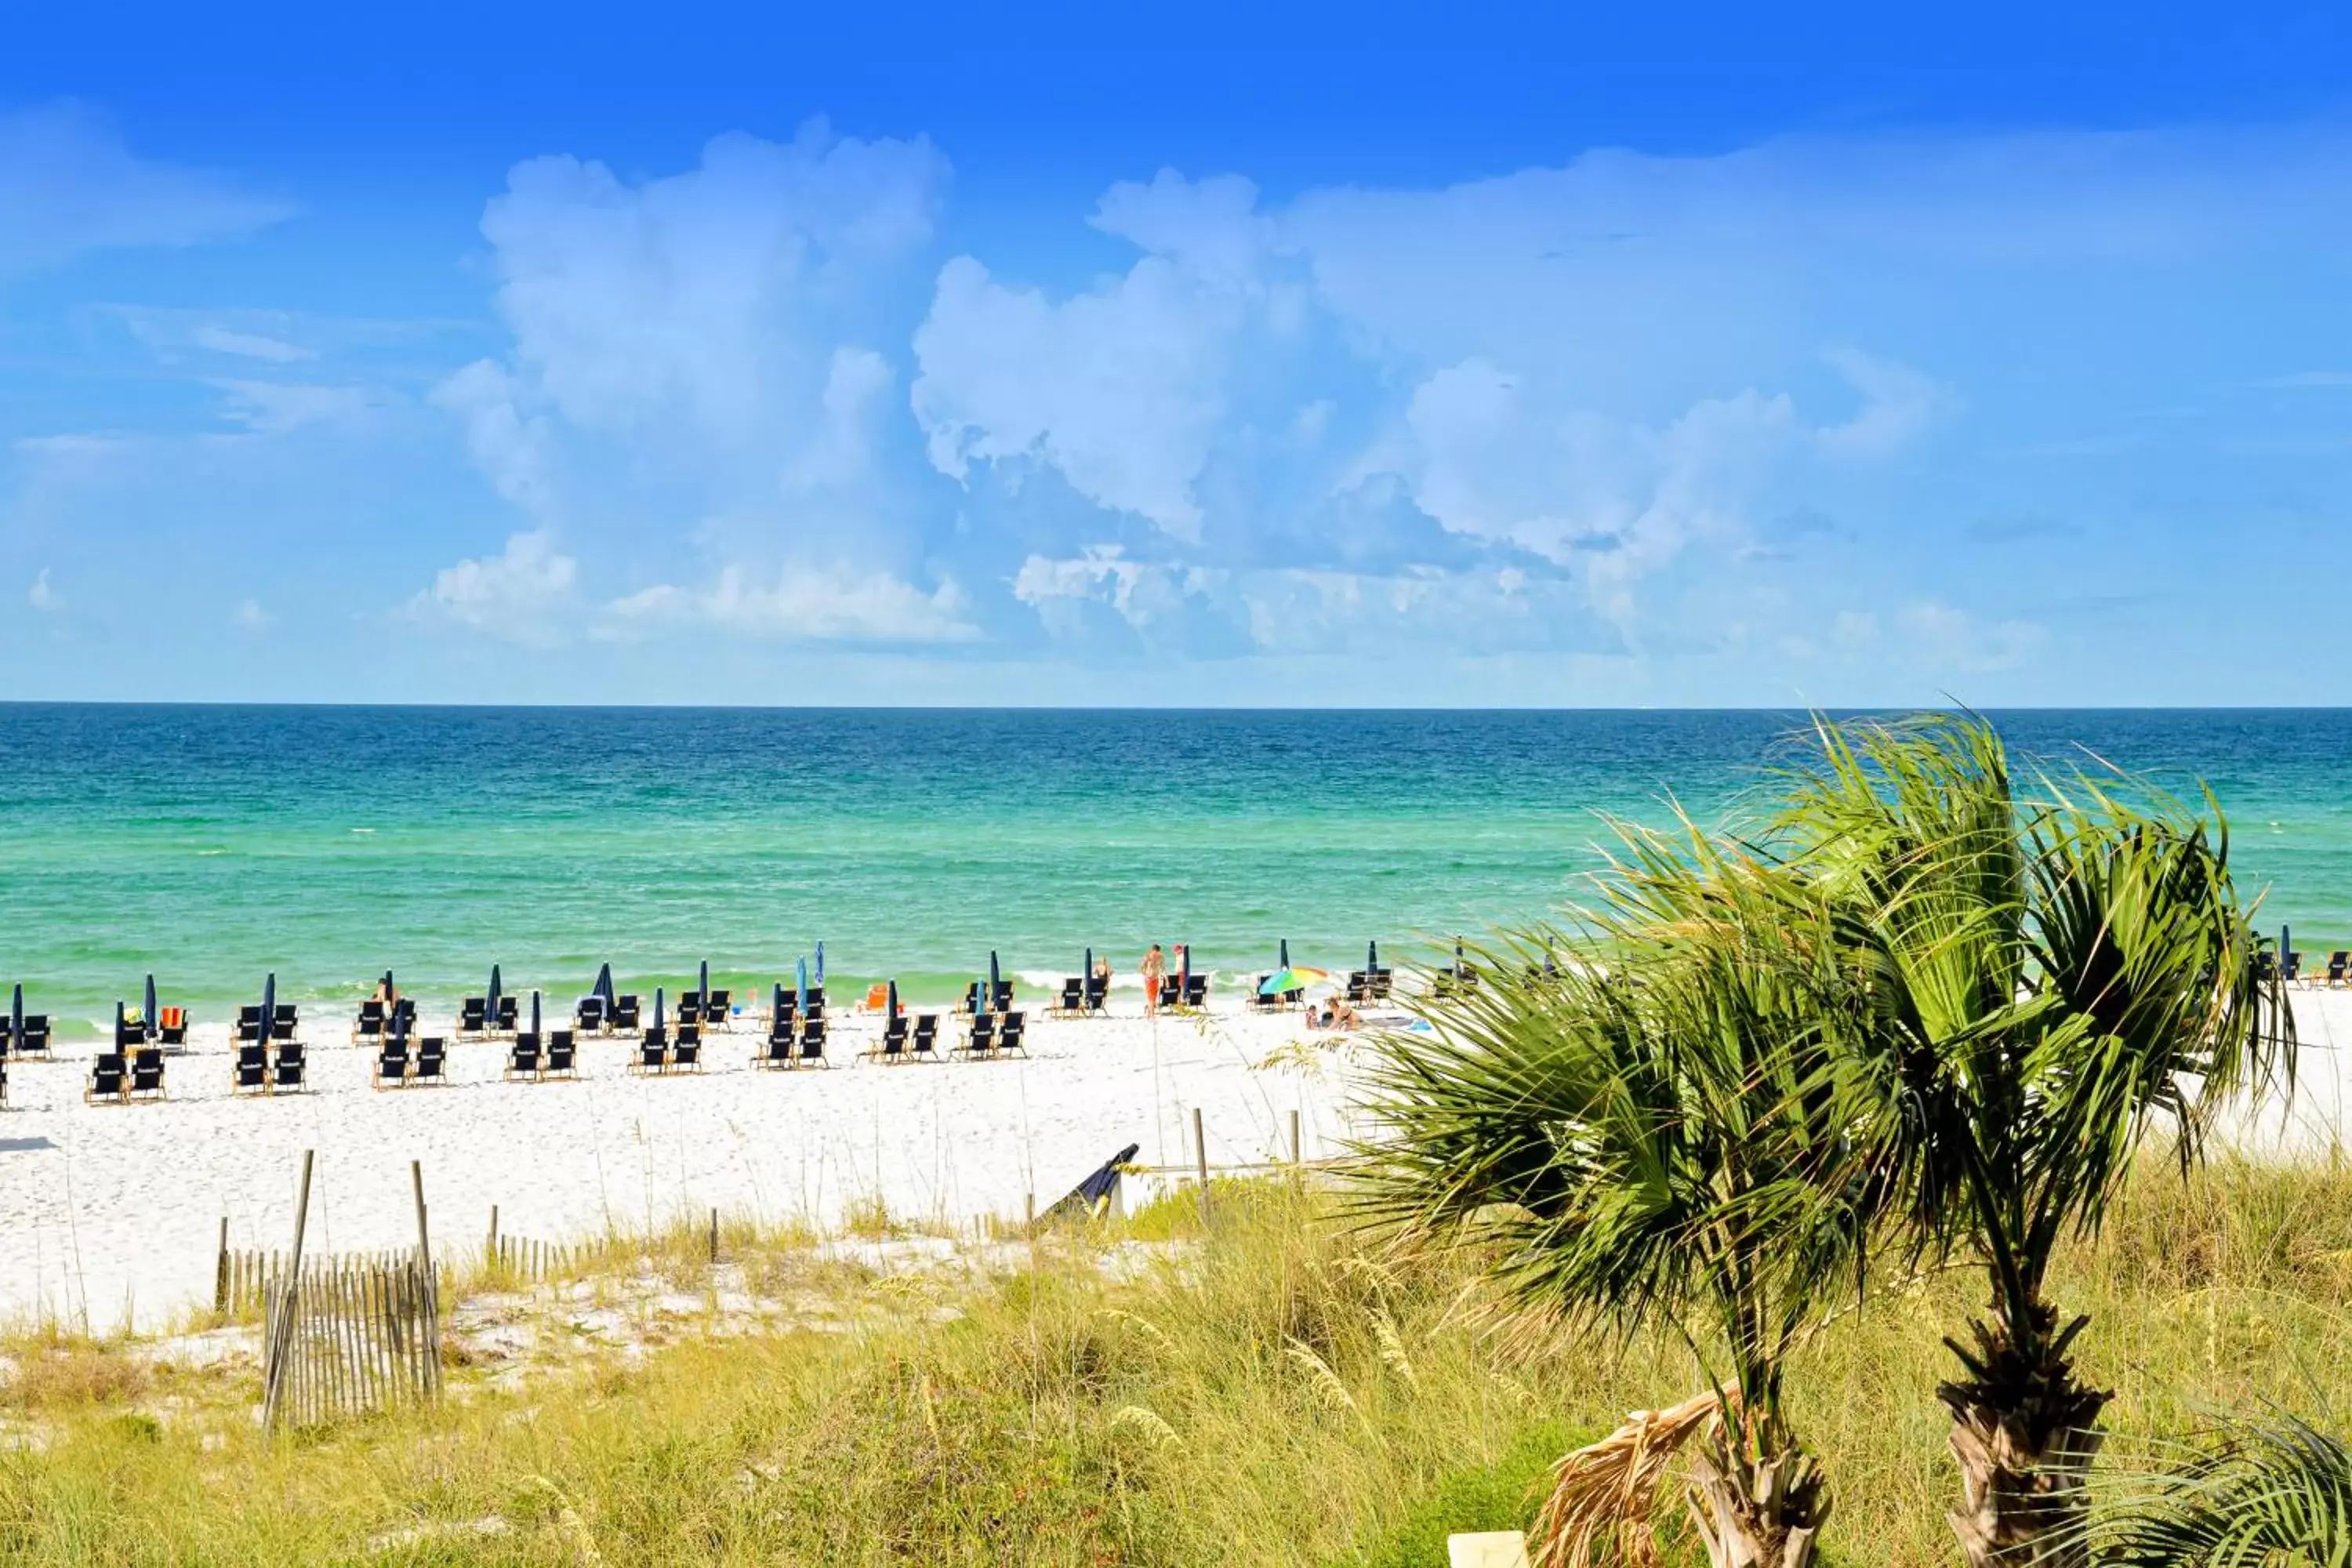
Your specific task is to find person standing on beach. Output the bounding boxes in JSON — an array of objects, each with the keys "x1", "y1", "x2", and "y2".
[{"x1": 1141, "y1": 943, "x2": 1167, "y2": 1019}]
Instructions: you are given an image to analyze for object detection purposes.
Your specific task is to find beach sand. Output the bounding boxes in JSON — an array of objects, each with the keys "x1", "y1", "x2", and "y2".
[
  {"x1": 0, "y1": 997, "x2": 1376, "y2": 1331},
  {"x1": 5, "y1": 984, "x2": 2348, "y2": 1334}
]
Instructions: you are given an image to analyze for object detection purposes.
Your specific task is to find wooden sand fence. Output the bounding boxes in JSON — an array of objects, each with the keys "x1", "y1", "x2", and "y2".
[{"x1": 259, "y1": 1151, "x2": 445, "y2": 1432}]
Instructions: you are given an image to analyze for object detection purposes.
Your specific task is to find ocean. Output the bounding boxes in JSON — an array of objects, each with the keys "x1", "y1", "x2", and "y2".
[{"x1": 5, "y1": 706, "x2": 2349, "y2": 1035}]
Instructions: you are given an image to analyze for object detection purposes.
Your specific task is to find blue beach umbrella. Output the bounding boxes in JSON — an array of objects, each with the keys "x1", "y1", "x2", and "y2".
[
  {"x1": 143, "y1": 974, "x2": 157, "y2": 1033},
  {"x1": 797, "y1": 957, "x2": 808, "y2": 1013},
  {"x1": 1084, "y1": 946, "x2": 1093, "y2": 982},
  {"x1": 260, "y1": 973, "x2": 275, "y2": 1040},
  {"x1": 9, "y1": 982, "x2": 20, "y2": 1053},
  {"x1": 699, "y1": 959, "x2": 709, "y2": 1001},
  {"x1": 815, "y1": 942, "x2": 825, "y2": 987},
  {"x1": 531, "y1": 989, "x2": 542, "y2": 1037},
  {"x1": 1279, "y1": 938, "x2": 1290, "y2": 971},
  {"x1": 989, "y1": 949, "x2": 1002, "y2": 1004},
  {"x1": 771, "y1": 982, "x2": 786, "y2": 1020},
  {"x1": 488, "y1": 964, "x2": 503, "y2": 1014},
  {"x1": 1367, "y1": 940, "x2": 1378, "y2": 973},
  {"x1": 114, "y1": 1000, "x2": 127, "y2": 1046},
  {"x1": 1179, "y1": 944, "x2": 1190, "y2": 991},
  {"x1": 652, "y1": 986, "x2": 666, "y2": 1033},
  {"x1": 593, "y1": 964, "x2": 615, "y2": 1006},
  {"x1": 887, "y1": 978, "x2": 899, "y2": 1018}
]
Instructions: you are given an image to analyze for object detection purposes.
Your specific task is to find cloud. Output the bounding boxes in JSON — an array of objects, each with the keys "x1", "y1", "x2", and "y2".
[
  {"x1": 408, "y1": 530, "x2": 580, "y2": 644},
  {"x1": 1898, "y1": 599, "x2": 2047, "y2": 672},
  {"x1": 191, "y1": 325, "x2": 314, "y2": 363},
  {"x1": 433, "y1": 360, "x2": 557, "y2": 512},
  {"x1": 0, "y1": 100, "x2": 289, "y2": 276},
  {"x1": 209, "y1": 379, "x2": 387, "y2": 434},
  {"x1": 231, "y1": 599, "x2": 271, "y2": 629},
  {"x1": 1815, "y1": 348, "x2": 1954, "y2": 459},
  {"x1": 27, "y1": 569, "x2": 58, "y2": 612},
  {"x1": 913, "y1": 172, "x2": 1276, "y2": 540},
  {"x1": 604, "y1": 563, "x2": 976, "y2": 644}
]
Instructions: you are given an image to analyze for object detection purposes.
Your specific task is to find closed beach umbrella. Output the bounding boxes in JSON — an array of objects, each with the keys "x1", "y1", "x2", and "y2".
[
  {"x1": 9, "y1": 982, "x2": 20, "y2": 1052},
  {"x1": 1179, "y1": 945, "x2": 1190, "y2": 990},
  {"x1": 797, "y1": 957, "x2": 808, "y2": 1013},
  {"x1": 887, "y1": 978, "x2": 899, "y2": 1018},
  {"x1": 771, "y1": 982, "x2": 786, "y2": 1020},
  {"x1": 1367, "y1": 940, "x2": 1379, "y2": 973},
  {"x1": 699, "y1": 959, "x2": 709, "y2": 1000},
  {"x1": 143, "y1": 974, "x2": 156, "y2": 1030},
  {"x1": 1084, "y1": 946, "x2": 1093, "y2": 982},
  {"x1": 260, "y1": 973, "x2": 275, "y2": 1033},
  {"x1": 383, "y1": 969, "x2": 395, "y2": 995},
  {"x1": 1279, "y1": 938, "x2": 1290, "y2": 970},
  {"x1": 114, "y1": 1000, "x2": 126, "y2": 1045},
  {"x1": 989, "y1": 949, "x2": 1001, "y2": 996},
  {"x1": 815, "y1": 942, "x2": 825, "y2": 987},
  {"x1": 593, "y1": 964, "x2": 615, "y2": 1006},
  {"x1": 488, "y1": 964, "x2": 502, "y2": 1014},
  {"x1": 531, "y1": 989, "x2": 542, "y2": 1037},
  {"x1": 652, "y1": 987, "x2": 666, "y2": 1033}
]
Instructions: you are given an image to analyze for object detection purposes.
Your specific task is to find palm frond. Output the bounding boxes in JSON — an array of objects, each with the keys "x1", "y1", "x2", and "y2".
[{"x1": 2098, "y1": 1412, "x2": 2352, "y2": 1565}]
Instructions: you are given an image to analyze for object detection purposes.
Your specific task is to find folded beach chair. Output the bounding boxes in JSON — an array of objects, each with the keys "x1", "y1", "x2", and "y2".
[
  {"x1": 1051, "y1": 978, "x2": 1083, "y2": 1018},
  {"x1": 237, "y1": 1004, "x2": 261, "y2": 1035},
  {"x1": 797, "y1": 1017, "x2": 828, "y2": 1068},
  {"x1": 1082, "y1": 975, "x2": 1109, "y2": 1014},
  {"x1": 506, "y1": 1033, "x2": 539, "y2": 1080},
  {"x1": 768, "y1": 993, "x2": 797, "y2": 1031},
  {"x1": 912, "y1": 1013, "x2": 940, "y2": 1061},
  {"x1": 87, "y1": 1052, "x2": 127, "y2": 1103},
  {"x1": 1182, "y1": 974, "x2": 1207, "y2": 1009},
  {"x1": 636, "y1": 1026, "x2": 670, "y2": 1073},
  {"x1": 17, "y1": 1014, "x2": 49, "y2": 1055},
  {"x1": 997, "y1": 1011, "x2": 1028, "y2": 1058},
  {"x1": 158, "y1": 1006, "x2": 188, "y2": 1051},
  {"x1": 273, "y1": 1004, "x2": 299, "y2": 1040},
  {"x1": 273, "y1": 1040, "x2": 308, "y2": 1092},
  {"x1": 612, "y1": 995, "x2": 641, "y2": 1033},
  {"x1": 354, "y1": 999, "x2": 386, "y2": 1044},
  {"x1": 414, "y1": 1038, "x2": 447, "y2": 1083},
  {"x1": 706, "y1": 988, "x2": 731, "y2": 1026},
  {"x1": 494, "y1": 995, "x2": 520, "y2": 1035},
  {"x1": 870, "y1": 1014, "x2": 909, "y2": 1062},
  {"x1": 376, "y1": 1036, "x2": 412, "y2": 1088},
  {"x1": 681, "y1": 991, "x2": 705, "y2": 1025},
  {"x1": 961, "y1": 1012, "x2": 996, "y2": 1060},
  {"x1": 233, "y1": 1043, "x2": 269, "y2": 1094},
  {"x1": 457, "y1": 997, "x2": 488, "y2": 1039},
  {"x1": 130, "y1": 1047, "x2": 165, "y2": 1100},
  {"x1": 575, "y1": 995, "x2": 607, "y2": 1035},
  {"x1": 758, "y1": 1016, "x2": 793, "y2": 1069},
  {"x1": 545, "y1": 1030, "x2": 576, "y2": 1077},
  {"x1": 674, "y1": 1023, "x2": 703, "y2": 1070}
]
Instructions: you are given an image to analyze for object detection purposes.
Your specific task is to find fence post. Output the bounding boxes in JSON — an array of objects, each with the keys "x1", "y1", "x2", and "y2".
[
  {"x1": 411, "y1": 1160, "x2": 431, "y2": 1277},
  {"x1": 487, "y1": 1203, "x2": 499, "y2": 1265},
  {"x1": 262, "y1": 1149, "x2": 315, "y2": 1433},
  {"x1": 215, "y1": 1216, "x2": 229, "y2": 1313},
  {"x1": 1193, "y1": 1106, "x2": 1210, "y2": 1228},
  {"x1": 710, "y1": 1207, "x2": 719, "y2": 1264}
]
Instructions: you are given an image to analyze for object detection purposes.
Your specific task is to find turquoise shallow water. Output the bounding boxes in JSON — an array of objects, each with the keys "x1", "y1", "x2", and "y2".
[{"x1": 5, "y1": 706, "x2": 2351, "y2": 1036}]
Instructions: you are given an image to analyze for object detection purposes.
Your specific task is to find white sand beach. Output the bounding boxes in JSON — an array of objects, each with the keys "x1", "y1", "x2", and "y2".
[
  {"x1": 5, "y1": 983, "x2": 2349, "y2": 1334},
  {"x1": 0, "y1": 997, "x2": 1377, "y2": 1331}
]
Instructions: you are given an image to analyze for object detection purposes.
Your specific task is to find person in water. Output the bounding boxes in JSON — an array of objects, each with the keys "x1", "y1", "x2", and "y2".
[{"x1": 1140, "y1": 943, "x2": 1167, "y2": 1018}]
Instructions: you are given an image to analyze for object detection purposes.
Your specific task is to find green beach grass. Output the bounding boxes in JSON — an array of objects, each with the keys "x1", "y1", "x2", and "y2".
[{"x1": 2, "y1": 1156, "x2": 2348, "y2": 1565}]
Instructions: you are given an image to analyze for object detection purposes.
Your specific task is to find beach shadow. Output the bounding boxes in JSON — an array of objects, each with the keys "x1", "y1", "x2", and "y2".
[{"x1": 0, "y1": 1136, "x2": 58, "y2": 1153}]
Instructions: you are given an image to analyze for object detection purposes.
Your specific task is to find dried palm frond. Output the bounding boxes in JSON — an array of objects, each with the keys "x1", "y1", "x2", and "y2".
[{"x1": 1529, "y1": 1389, "x2": 1734, "y2": 1568}]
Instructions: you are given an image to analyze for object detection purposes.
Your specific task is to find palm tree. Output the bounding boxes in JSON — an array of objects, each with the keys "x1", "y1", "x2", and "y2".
[
  {"x1": 1362, "y1": 824, "x2": 1883, "y2": 1568},
  {"x1": 2100, "y1": 1414, "x2": 2352, "y2": 1563},
  {"x1": 1771, "y1": 716, "x2": 2291, "y2": 1568}
]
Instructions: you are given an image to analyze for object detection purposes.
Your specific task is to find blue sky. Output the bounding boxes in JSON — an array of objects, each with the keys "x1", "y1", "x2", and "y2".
[{"x1": 5, "y1": 2, "x2": 2352, "y2": 706}]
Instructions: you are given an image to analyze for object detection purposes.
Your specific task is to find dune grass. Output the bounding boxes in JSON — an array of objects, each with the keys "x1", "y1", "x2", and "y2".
[{"x1": 0, "y1": 1155, "x2": 2348, "y2": 1565}]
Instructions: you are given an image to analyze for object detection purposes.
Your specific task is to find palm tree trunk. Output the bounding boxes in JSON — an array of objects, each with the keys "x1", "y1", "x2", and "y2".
[
  {"x1": 1683, "y1": 1443, "x2": 1826, "y2": 1568},
  {"x1": 1938, "y1": 1308, "x2": 2111, "y2": 1568}
]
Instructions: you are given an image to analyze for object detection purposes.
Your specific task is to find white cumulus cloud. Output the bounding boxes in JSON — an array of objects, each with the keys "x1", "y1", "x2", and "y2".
[{"x1": 409, "y1": 530, "x2": 580, "y2": 644}]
